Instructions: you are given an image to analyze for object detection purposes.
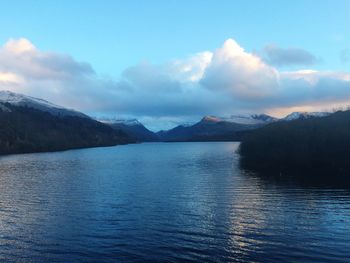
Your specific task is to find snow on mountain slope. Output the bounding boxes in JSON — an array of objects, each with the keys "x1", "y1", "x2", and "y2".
[
  {"x1": 0, "y1": 90, "x2": 89, "y2": 118},
  {"x1": 223, "y1": 114, "x2": 277, "y2": 125},
  {"x1": 98, "y1": 118, "x2": 142, "y2": 126},
  {"x1": 0, "y1": 103, "x2": 11, "y2": 112},
  {"x1": 202, "y1": 114, "x2": 277, "y2": 125},
  {"x1": 202, "y1": 112, "x2": 331, "y2": 125},
  {"x1": 283, "y1": 112, "x2": 331, "y2": 121},
  {"x1": 179, "y1": 121, "x2": 196, "y2": 127}
]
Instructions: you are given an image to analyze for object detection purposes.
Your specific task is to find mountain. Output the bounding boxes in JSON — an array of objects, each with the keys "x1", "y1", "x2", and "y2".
[
  {"x1": 239, "y1": 110, "x2": 350, "y2": 179},
  {"x1": 0, "y1": 91, "x2": 132, "y2": 154},
  {"x1": 100, "y1": 118, "x2": 158, "y2": 142},
  {"x1": 282, "y1": 111, "x2": 331, "y2": 121},
  {"x1": 0, "y1": 90, "x2": 89, "y2": 118},
  {"x1": 157, "y1": 114, "x2": 276, "y2": 142},
  {"x1": 220, "y1": 114, "x2": 278, "y2": 124}
]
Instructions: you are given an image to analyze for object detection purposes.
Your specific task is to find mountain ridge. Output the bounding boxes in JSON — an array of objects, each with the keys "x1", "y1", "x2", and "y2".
[
  {"x1": 0, "y1": 90, "x2": 89, "y2": 119},
  {"x1": 0, "y1": 90, "x2": 337, "y2": 148},
  {"x1": 99, "y1": 118, "x2": 158, "y2": 142},
  {"x1": 239, "y1": 109, "x2": 350, "y2": 179},
  {"x1": 0, "y1": 91, "x2": 132, "y2": 154}
]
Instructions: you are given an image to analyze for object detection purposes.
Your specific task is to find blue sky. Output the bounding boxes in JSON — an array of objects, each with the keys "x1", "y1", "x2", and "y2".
[
  {"x1": 0, "y1": 0, "x2": 349, "y2": 130},
  {"x1": 1, "y1": 0, "x2": 348, "y2": 73}
]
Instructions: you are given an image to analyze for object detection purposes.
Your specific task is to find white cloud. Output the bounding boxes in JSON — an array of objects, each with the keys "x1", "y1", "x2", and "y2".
[
  {"x1": 201, "y1": 39, "x2": 280, "y2": 100},
  {"x1": 0, "y1": 38, "x2": 350, "y2": 130},
  {"x1": 167, "y1": 51, "x2": 213, "y2": 82},
  {"x1": 4, "y1": 38, "x2": 36, "y2": 54},
  {"x1": 0, "y1": 38, "x2": 108, "y2": 110}
]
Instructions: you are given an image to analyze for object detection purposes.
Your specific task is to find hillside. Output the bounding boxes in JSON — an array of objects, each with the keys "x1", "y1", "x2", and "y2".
[
  {"x1": 239, "y1": 110, "x2": 350, "y2": 178},
  {"x1": 0, "y1": 91, "x2": 132, "y2": 154},
  {"x1": 157, "y1": 115, "x2": 275, "y2": 142},
  {"x1": 102, "y1": 119, "x2": 158, "y2": 142}
]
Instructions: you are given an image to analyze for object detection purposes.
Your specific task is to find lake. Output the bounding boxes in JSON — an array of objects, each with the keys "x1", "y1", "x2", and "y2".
[{"x1": 0, "y1": 142, "x2": 349, "y2": 262}]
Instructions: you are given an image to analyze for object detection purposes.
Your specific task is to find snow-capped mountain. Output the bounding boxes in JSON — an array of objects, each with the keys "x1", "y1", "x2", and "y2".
[
  {"x1": 157, "y1": 114, "x2": 276, "y2": 142},
  {"x1": 224, "y1": 114, "x2": 277, "y2": 124},
  {"x1": 283, "y1": 112, "x2": 331, "y2": 121},
  {"x1": 0, "y1": 90, "x2": 89, "y2": 118},
  {"x1": 98, "y1": 117, "x2": 158, "y2": 142},
  {"x1": 0, "y1": 90, "x2": 131, "y2": 154},
  {"x1": 98, "y1": 118, "x2": 141, "y2": 126},
  {"x1": 201, "y1": 114, "x2": 277, "y2": 125}
]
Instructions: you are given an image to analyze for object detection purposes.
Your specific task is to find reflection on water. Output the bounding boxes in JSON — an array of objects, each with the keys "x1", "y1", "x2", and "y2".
[{"x1": 0, "y1": 142, "x2": 349, "y2": 262}]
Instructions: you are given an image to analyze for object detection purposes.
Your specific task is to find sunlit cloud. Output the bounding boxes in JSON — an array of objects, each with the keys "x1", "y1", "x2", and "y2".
[
  {"x1": 201, "y1": 39, "x2": 279, "y2": 100},
  {"x1": 0, "y1": 72, "x2": 23, "y2": 84},
  {"x1": 4, "y1": 38, "x2": 36, "y2": 54}
]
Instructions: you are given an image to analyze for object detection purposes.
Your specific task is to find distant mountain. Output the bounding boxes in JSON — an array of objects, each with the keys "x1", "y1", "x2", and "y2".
[
  {"x1": 213, "y1": 114, "x2": 276, "y2": 124},
  {"x1": 282, "y1": 111, "x2": 331, "y2": 121},
  {"x1": 239, "y1": 110, "x2": 350, "y2": 178},
  {"x1": 100, "y1": 118, "x2": 158, "y2": 142},
  {"x1": 0, "y1": 91, "x2": 132, "y2": 154},
  {"x1": 157, "y1": 114, "x2": 276, "y2": 142}
]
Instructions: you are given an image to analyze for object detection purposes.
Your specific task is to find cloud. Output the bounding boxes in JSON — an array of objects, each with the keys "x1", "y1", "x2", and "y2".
[
  {"x1": 4, "y1": 38, "x2": 35, "y2": 54},
  {"x1": 0, "y1": 38, "x2": 94, "y2": 81},
  {"x1": 0, "y1": 38, "x2": 110, "y2": 111},
  {"x1": 200, "y1": 39, "x2": 279, "y2": 100},
  {"x1": 0, "y1": 38, "x2": 349, "y2": 130},
  {"x1": 261, "y1": 44, "x2": 318, "y2": 67},
  {"x1": 0, "y1": 72, "x2": 23, "y2": 84},
  {"x1": 278, "y1": 70, "x2": 350, "y2": 106}
]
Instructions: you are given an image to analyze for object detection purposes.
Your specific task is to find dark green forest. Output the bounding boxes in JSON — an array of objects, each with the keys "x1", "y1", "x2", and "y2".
[
  {"x1": 0, "y1": 103, "x2": 131, "y2": 155},
  {"x1": 239, "y1": 110, "x2": 350, "y2": 178}
]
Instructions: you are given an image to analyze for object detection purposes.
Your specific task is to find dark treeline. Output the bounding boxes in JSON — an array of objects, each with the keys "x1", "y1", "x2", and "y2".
[
  {"x1": 0, "y1": 104, "x2": 132, "y2": 155},
  {"x1": 239, "y1": 110, "x2": 350, "y2": 179}
]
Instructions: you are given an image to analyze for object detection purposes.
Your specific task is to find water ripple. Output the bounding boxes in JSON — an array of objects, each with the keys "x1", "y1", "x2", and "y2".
[{"x1": 0, "y1": 142, "x2": 349, "y2": 262}]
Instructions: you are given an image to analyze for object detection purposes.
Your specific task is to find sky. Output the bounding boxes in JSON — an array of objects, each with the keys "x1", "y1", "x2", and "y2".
[{"x1": 0, "y1": 0, "x2": 349, "y2": 130}]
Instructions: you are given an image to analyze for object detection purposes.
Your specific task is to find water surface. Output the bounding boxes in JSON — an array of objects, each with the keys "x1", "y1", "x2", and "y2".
[{"x1": 0, "y1": 142, "x2": 349, "y2": 262}]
